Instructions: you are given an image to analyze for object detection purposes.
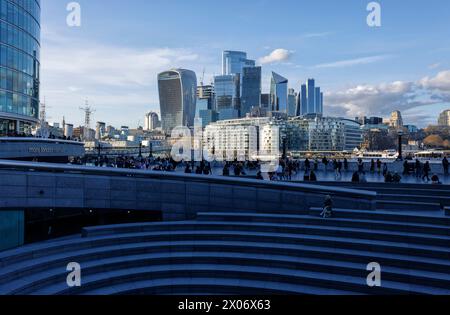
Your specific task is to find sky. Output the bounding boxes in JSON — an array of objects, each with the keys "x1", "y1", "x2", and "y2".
[{"x1": 40, "y1": 0, "x2": 450, "y2": 128}]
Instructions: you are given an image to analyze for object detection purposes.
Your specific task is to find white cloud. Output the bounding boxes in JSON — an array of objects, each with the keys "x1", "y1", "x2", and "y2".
[
  {"x1": 40, "y1": 32, "x2": 214, "y2": 127},
  {"x1": 314, "y1": 55, "x2": 392, "y2": 69},
  {"x1": 258, "y1": 49, "x2": 292, "y2": 65},
  {"x1": 420, "y1": 70, "x2": 450, "y2": 92}
]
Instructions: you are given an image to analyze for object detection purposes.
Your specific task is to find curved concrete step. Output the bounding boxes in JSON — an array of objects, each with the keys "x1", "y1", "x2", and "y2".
[
  {"x1": 30, "y1": 263, "x2": 450, "y2": 296},
  {"x1": 2, "y1": 228, "x2": 450, "y2": 271},
  {"x1": 376, "y1": 200, "x2": 441, "y2": 211},
  {"x1": 5, "y1": 250, "x2": 450, "y2": 295},
  {"x1": 80, "y1": 221, "x2": 450, "y2": 248},
  {"x1": 196, "y1": 212, "x2": 450, "y2": 236},
  {"x1": 308, "y1": 208, "x2": 450, "y2": 226},
  {"x1": 2, "y1": 239, "x2": 450, "y2": 289}
]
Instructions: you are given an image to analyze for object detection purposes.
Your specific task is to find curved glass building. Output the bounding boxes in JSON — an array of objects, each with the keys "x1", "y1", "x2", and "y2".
[
  {"x1": 158, "y1": 69, "x2": 197, "y2": 134},
  {"x1": 0, "y1": 0, "x2": 40, "y2": 136}
]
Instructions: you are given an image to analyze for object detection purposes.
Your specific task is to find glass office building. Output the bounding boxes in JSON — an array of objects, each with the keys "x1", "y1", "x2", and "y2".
[
  {"x1": 240, "y1": 66, "x2": 261, "y2": 117},
  {"x1": 0, "y1": 0, "x2": 40, "y2": 136},
  {"x1": 222, "y1": 51, "x2": 255, "y2": 76},
  {"x1": 307, "y1": 79, "x2": 316, "y2": 114},
  {"x1": 270, "y1": 72, "x2": 288, "y2": 113},
  {"x1": 158, "y1": 69, "x2": 197, "y2": 134},
  {"x1": 214, "y1": 74, "x2": 240, "y2": 113},
  {"x1": 299, "y1": 84, "x2": 307, "y2": 116}
]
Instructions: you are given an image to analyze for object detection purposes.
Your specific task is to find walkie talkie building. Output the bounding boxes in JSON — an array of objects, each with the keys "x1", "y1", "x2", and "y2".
[
  {"x1": 158, "y1": 69, "x2": 197, "y2": 134},
  {"x1": 0, "y1": 0, "x2": 40, "y2": 136}
]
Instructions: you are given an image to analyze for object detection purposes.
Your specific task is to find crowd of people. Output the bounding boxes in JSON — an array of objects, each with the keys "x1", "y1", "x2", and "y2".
[{"x1": 73, "y1": 153, "x2": 450, "y2": 185}]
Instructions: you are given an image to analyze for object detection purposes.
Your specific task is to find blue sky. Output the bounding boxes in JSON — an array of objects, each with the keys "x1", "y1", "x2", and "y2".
[{"x1": 41, "y1": 0, "x2": 450, "y2": 127}]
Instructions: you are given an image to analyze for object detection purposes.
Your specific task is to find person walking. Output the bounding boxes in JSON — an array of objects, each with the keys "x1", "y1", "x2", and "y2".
[
  {"x1": 443, "y1": 157, "x2": 449, "y2": 176},
  {"x1": 415, "y1": 159, "x2": 422, "y2": 178},
  {"x1": 422, "y1": 161, "x2": 431, "y2": 182},
  {"x1": 376, "y1": 159, "x2": 382, "y2": 174}
]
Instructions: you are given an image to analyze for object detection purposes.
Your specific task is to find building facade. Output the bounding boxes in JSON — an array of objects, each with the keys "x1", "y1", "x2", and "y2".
[
  {"x1": 222, "y1": 51, "x2": 255, "y2": 76},
  {"x1": 0, "y1": 0, "x2": 40, "y2": 136},
  {"x1": 270, "y1": 72, "x2": 288, "y2": 113},
  {"x1": 214, "y1": 74, "x2": 240, "y2": 114},
  {"x1": 390, "y1": 110, "x2": 404, "y2": 129},
  {"x1": 144, "y1": 112, "x2": 159, "y2": 131},
  {"x1": 438, "y1": 110, "x2": 450, "y2": 126},
  {"x1": 240, "y1": 66, "x2": 261, "y2": 118},
  {"x1": 158, "y1": 69, "x2": 197, "y2": 134}
]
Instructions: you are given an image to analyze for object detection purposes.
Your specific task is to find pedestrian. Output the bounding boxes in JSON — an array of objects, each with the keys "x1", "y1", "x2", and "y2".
[
  {"x1": 422, "y1": 161, "x2": 431, "y2": 182},
  {"x1": 443, "y1": 157, "x2": 449, "y2": 175},
  {"x1": 320, "y1": 195, "x2": 334, "y2": 218}
]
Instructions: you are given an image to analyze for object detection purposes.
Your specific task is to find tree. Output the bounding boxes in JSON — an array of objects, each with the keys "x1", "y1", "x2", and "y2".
[{"x1": 423, "y1": 135, "x2": 444, "y2": 148}]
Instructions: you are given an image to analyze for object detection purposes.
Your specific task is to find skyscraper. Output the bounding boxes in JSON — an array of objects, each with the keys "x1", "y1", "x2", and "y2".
[
  {"x1": 0, "y1": 0, "x2": 40, "y2": 136},
  {"x1": 288, "y1": 88, "x2": 297, "y2": 117},
  {"x1": 240, "y1": 66, "x2": 261, "y2": 117},
  {"x1": 307, "y1": 79, "x2": 316, "y2": 114},
  {"x1": 222, "y1": 51, "x2": 255, "y2": 76},
  {"x1": 144, "y1": 112, "x2": 160, "y2": 131},
  {"x1": 438, "y1": 110, "x2": 450, "y2": 126},
  {"x1": 214, "y1": 74, "x2": 240, "y2": 118},
  {"x1": 320, "y1": 92, "x2": 324, "y2": 115},
  {"x1": 389, "y1": 110, "x2": 404, "y2": 129},
  {"x1": 270, "y1": 72, "x2": 288, "y2": 113},
  {"x1": 315, "y1": 87, "x2": 321, "y2": 114},
  {"x1": 299, "y1": 84, "x2": 308, "y2": 116},
  {"x1": 158, "y1": 69, "x2": 197, "y2": 134}
]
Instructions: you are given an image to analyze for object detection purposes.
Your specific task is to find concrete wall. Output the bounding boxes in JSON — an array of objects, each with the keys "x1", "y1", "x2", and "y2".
[
  {"x1": 0, "y1": 161, "x2": 377, "y2": 222},
  {"x1": 0, "y1": 210, "x2": 24, "y2": 251},
  {"x1": 0, "y1": 138, "x2": 84, "y2": 160}
]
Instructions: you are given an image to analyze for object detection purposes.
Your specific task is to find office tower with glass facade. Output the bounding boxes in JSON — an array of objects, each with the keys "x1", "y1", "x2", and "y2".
[
  {"x1": 320, "y1": 92, "x2": 324, "y2": 114},
  {"x1": 307, "y1": 79, "x2": 316, "y2": 114},
  {"x1": 222, "y1": 51, "x2": 255, "y2": 76},
  {"x1": 240, "y1": 66, "x2": 261, "y2": 117},
  {"x1": 158, "y1": 69, "x2": 197, "y2": 134},
  {"x1": 214, "y1": 74, "x2": 240, "y2": 114},
  {"x1": 270, "y1": 72, "x2": 288, "y2": 113},
  {"x1": 299, "y1": 84, "x2": 307, "y2": 116},
  {"x1": 288, "y1": 88, "x2": 297, "y2": 117},
  {"x1": 314, "y1": 87, "x2": 321, "y2": 114},
  {"x1": 0, "y1": 0, "x2": 40, "y2": 136}
]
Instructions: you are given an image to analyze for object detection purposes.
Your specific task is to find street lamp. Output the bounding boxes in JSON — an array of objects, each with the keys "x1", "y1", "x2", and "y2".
[{"x1": 398, "y1": 130, "x2": 404, "y2": 161}]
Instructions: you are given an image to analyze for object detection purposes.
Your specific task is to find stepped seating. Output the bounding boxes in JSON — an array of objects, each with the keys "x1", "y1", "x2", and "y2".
[
  {"x1": 311, "y1": 182, "x2": 450, "y2": 210},
  {"x1": 0, "y1": 209, "x2": 449, "y2": 295}
]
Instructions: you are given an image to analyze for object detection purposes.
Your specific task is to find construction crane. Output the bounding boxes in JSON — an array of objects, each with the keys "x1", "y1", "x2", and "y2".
[
  {"x1": 200, "y1": 68, "x2": 205, "y2": 87},
  {"x1": 79, "y1": 99, "x2": 95, "y2": 141}
]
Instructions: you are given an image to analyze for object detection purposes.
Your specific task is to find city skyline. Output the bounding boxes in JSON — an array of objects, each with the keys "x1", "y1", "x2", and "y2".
[{"x1": 40, "y1": 0, "x2": 450, "y2": 128}]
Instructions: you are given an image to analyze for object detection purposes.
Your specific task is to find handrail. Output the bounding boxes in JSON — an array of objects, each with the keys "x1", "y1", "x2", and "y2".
[{"x1": 0, "y1": 160, "x2": 376, "y2": 199}]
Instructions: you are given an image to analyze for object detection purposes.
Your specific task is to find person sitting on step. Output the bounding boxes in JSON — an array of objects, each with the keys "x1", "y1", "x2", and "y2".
[{"x1": 320, "y1": 195, "x2": 334, "y2": 218}]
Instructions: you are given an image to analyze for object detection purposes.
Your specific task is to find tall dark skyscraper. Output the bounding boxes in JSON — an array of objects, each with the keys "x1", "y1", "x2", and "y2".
[
  {"x1": 307, "y1": 79, "x2": 316, "y2": 114},
  {"x1": 0, "y1": 0, "x2": 40, "y2": 136},
  {"x1": 270, "y1": 72, "x2": 288, "y2": 113},
  {"x1": 158, "y1": 69, "x2": 197, "y2": 134},
  {"x1": 240, "y1": 66, "x2": 261, "y2": 117},
  {"x1": 299, "y1": 84, "x2": 307, "y2": 116}
]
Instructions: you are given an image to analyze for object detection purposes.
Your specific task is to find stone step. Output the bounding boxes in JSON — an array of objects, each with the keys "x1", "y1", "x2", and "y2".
[
  {"x1": 308, "y1": 208, "x2": 450, "y2": 226},
  {"x1": 196, "y1": 212, "x2": 450, "y2": 236},
  {"x1": 2, "y1": 239, "x2": 450, "y2": 288},
  {"x1": 377, "y1": 194, "x2": 450, "y2": 206},
  {"x1": 2, "y1": 228, "x2": 449, "y2": 272},
  {"x1": 6, "y1": 251, "x2": 450, "y2": 295},
  {"x1": 80, "y1": 221, "x2": 450, "y2": 248},
  {"x1": 376, "y1": 200, "x2": 441, "y2": 211},
  {"x1": 30, "y1": 263, "x2": 450, "y2": 295}
]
